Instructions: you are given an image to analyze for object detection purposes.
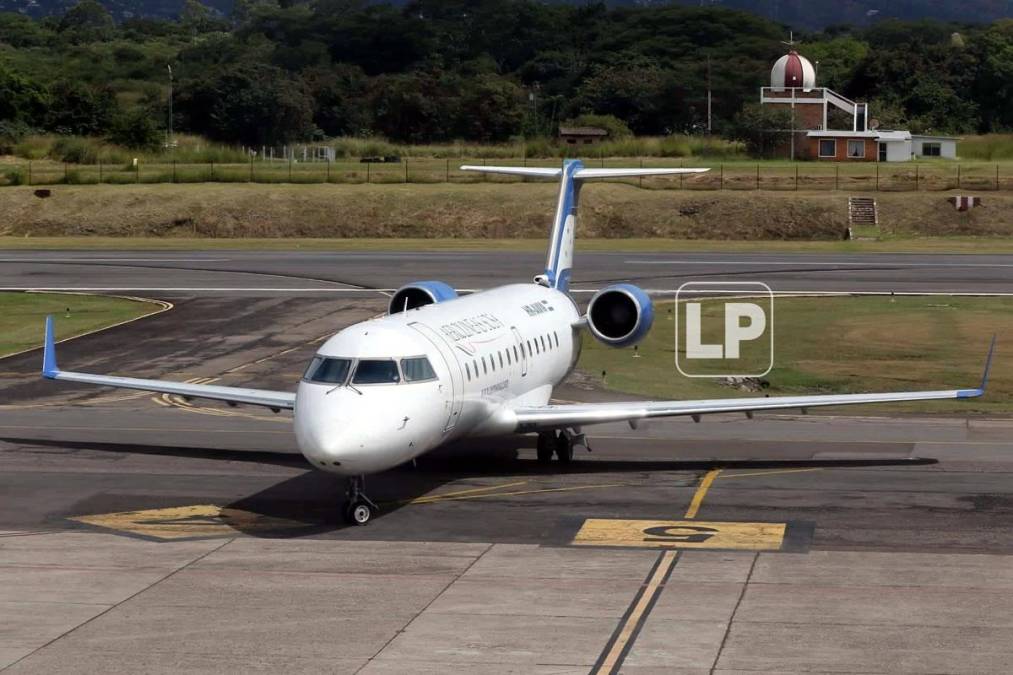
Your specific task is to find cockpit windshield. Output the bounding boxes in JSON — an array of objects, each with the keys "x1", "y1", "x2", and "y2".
[
  {"x1": 303, "y1": 357, "x2": 352, "y2": 384},
  {"x1": 352, "y1": 359, "x2": 401, "y2": 385},
  {"x1": 303, "y1": 355, "x2": 436, "y2": 386}
]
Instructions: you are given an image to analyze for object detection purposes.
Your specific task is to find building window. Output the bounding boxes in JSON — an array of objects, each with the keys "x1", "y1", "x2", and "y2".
[
  {"x1": 923, "y1": 142, "x2": 941, "y2": 157},
  {"x1": 847, "y1": 140, "x2": 865, "y2": 159},
  {"x1": 818, "y1": 139, "x2": 836, "y2": 158},
  {"x1": 879, "y1": 143, "x2": 887, "y2": 162}
]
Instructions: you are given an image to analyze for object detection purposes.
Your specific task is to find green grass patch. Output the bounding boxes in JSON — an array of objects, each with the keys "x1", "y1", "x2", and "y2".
[
  {"x1": 0, "y1": 292, "x2": 160, "y2": 358},
  {"x1": 577, "y1": 296, "x2": 1012, "y2": 415}
]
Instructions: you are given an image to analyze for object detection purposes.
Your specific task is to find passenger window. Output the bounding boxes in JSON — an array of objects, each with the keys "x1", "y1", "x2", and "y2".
[
  {"x1": 304, "y1": 356, "x2": 352, "y2": 384},
  {"x1": 527, "y1": 340, "x2": 533, "y2": 355},
  {"x1": 514, "y1": 345, "x2": 519, "y2": 361},
  {"x1": 541, "y1": 335, "x2": 547, "y2": 351},
  {"x1": 498, "y1": 352, "x2": 504, "y2": 368},
  {"x1": 401, "y1": 357, "x2": 436, "y2": 382},
  {"x1": 506, "y1": 350, "x2": 512, "y2": 365},
  {"x1": 465, "y1": 363, "x2": 471, "y2": 380},
  {"x1": 554, "y1": 332, "x2": 559, "y2": 347},
  {"x1": 352, "y1": 359, "x2": 400, "y2": 384},
  {"x1": 482, "y1": 357, "x2": 488, "y2": 375}
]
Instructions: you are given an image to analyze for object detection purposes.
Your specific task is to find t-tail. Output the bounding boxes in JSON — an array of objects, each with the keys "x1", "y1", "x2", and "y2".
[{"x1": 460, "y1": 160, "x2": 708, "y2": 291}]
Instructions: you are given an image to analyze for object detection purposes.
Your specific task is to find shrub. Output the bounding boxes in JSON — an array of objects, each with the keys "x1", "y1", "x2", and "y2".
[
  {"x1": 561, "y1": 114, "x2": 634, "y2": 140},
  {"x1": 2, "y1": 168, "x2": 25, "y2": 186}
]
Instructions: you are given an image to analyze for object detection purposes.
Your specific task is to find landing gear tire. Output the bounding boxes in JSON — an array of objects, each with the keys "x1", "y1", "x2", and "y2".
[
  {"x1": 343, "y1": 476, "x2": 378, "y2": 526},
  {"x1": 536, "y1": 432, "x2": 554, "y2": 464},
  {"x1": 554, "y1": 432, "x2": 574, "y2": 464},
  {"x1": 345, "y1": 501, "x2": 373, "y2": 526}
]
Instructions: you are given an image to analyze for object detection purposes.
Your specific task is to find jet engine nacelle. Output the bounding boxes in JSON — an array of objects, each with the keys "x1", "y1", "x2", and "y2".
[
  {"x1": 388, "y1": 281, "x2": 458, "y2": 314},
  {"x1": 585, "y1": 283, "x2": 654, "y2": 348}
]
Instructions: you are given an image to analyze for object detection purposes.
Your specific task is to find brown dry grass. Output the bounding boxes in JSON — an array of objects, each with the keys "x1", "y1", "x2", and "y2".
[{"x1": 0, "y1": 182, "x2": 1011, "y2": 241}]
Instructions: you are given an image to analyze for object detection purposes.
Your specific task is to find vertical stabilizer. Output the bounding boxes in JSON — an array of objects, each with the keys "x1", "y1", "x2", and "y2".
[{"x1": 544, "y1": 159, "x2": 583, "y2": 291}]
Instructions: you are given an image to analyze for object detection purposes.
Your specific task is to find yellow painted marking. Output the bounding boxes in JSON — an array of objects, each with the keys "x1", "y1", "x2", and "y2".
[
  {"x1": 684, "y1": 468, "x2": 721, "y2": 519},
  {"x1": 410, "y1": 482, "x2": 625, "y2": 505},
  {"x1": 404, "y1": 481, "x2": 529, "y2": 504},
  {"x1": 719, "y1": 467, "x2": 823, "y2": 480},
  {"x1": 70, "y1": 504, "x2": 308, "y2": 540},
  {"x1": 596, "y1": 549, "x2": 678, "y2": 673},
  {"x1": 573, "y1": 518, "x2": 787, "y2": 551}
]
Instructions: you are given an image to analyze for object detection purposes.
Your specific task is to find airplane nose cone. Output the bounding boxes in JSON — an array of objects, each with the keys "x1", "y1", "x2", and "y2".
[{"x1": 294, "y1": 382, "x2": 443, "y2": 475}]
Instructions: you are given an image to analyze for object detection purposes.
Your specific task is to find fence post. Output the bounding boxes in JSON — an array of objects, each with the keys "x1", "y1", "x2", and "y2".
[
  {"x1": 210, "y1": 160, "x2": 214, "y2": 182},
  {"x1": 875, "y1": 163, "x2": 879, "y2": 191},
  {"x1": 719, "y1": 164, "x2": 723, "y2": 190},
  {"x1": 835, "y1": 165, "x2": 839, "y2": 191},
  {"x1": 289, "y1": 157, "x2": 292, "y2": 182},
  {"x1": 915, "y1": 164, "x2": 919, "y2": 191},
  {"x1": 326, "y1": 159, "x2": 330, "y2": 183},
  {"x1": 28, "y1": 161, "x2": 31, "y2": 186},
  {"x1": 250, "y1": 155, "x2": 254, "y2": 182},
  {"x1": 957, "y1": 163, "x2": 961, "y2": 189},
  {"x1": 136, "y1": 161, "x2": 140, "y2": 184},
  {"x1": 756, "y1": 164, "x2": 760, "y2": 190},
  {"x1": 64, "y1": 163, "x2": 68, "y2": 183},
  {"x1": 795, "y1": 164, "x2": 798, "y2": 191},
  {"x1": 639, "y1": 158, "x2": 643, "y2": 189},
  {"x1": 366, "y1": 161, "x2": 370, "y2": 184},
  {"x1": 404, "y1": 159, "x2": 408, "y2": 183},
  {"x1": 446, "y1": 158, "x2": 450, "y2": 183},
  {"x1": 99, "y1": 160, "x2": 103, "y2": 184},
  {"x1": 172, "y1": 160, "x2": 176, "y2": 184},
  {"x1": 997, "y1": 163, "x2": 1000, "y2": 191}
]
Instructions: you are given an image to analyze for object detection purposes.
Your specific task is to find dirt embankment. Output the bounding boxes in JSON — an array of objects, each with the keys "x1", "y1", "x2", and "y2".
[{"x1": 0, "y1": 183, "x2": 1008, "y2": 240}]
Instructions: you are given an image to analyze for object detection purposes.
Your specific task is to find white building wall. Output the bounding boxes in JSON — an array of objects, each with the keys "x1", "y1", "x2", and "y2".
[
  {"x1": 883, "y1": 140, "x2": 912, "y2": 162},
  {"x1": 912, "y1": 137, "x2": 957, "y2": 159}
]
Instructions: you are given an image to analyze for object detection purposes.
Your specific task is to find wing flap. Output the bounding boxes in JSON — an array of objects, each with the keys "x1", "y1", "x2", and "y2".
[{"x1": 41, "y1": 316, "x2": 295, "y2": 411}]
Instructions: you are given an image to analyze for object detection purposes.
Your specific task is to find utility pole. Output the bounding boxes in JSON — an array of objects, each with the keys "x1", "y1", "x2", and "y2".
[
  {"x1": 706, "y1": 54, "x2": 712, "y2": 135},
  {"x1": 166, "y1": 65, "x2": 174, "y2": 149}
]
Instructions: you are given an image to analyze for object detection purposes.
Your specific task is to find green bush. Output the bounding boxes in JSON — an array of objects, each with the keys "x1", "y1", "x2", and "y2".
[
  {"x1": 2, "y1": 168, "x2": 25, "y2": 186},
  {"x1": 562, "y1": 114, "x2": 634, "y2": 140}
]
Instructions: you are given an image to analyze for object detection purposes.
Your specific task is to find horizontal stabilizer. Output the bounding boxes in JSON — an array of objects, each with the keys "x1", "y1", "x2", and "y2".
[
  {"x1": 574, "y1": 167, "x2": 709, "y2": 178},
  {"x1": 459, "y1": 166, "x2": 709, "y2": 180},
  {"x1": 459, "y1": 166, "x2": 561, "y2": 178}
]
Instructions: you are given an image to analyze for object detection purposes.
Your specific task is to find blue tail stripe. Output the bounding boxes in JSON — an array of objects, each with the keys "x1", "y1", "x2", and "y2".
[{"x1": 42, "y1": 315, "x2": 60, "y2": 378}]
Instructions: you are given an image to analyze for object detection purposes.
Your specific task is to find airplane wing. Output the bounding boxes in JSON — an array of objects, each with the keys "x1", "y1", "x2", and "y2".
[
  {"x1": 513, "y1": 337, "x2": 996, "y2": 432},
  {"x1": 40, "y1": 317, "x2": 295, "y2": 411},
  {"x1": 459, "y1": 166, "x2": 709, "y2": 179}
]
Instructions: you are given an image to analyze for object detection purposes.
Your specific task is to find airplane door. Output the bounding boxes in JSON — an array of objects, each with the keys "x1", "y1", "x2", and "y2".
[
  {"x1": 511, "y1": 326, "x2": 528, "y2": 377},
  {"x1": 409, "y1": 322, "x2": 464, "y2": 432}
]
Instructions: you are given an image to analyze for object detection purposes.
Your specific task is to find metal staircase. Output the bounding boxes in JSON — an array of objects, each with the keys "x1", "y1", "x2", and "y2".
[{"x1": 848, "y1": 197, "x2": 878, "y2": 226}]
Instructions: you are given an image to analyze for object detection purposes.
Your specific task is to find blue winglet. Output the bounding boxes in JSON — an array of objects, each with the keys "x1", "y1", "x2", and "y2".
[
  {"x1": 42, "y1": 315, "x2": 60, "y2": 379},
  {"x1": 957, "y1": 334, "x2": 997, "y2": 398}
]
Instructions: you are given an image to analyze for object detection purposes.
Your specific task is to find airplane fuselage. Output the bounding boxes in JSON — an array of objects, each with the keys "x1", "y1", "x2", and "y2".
[{"x1": 294, "y1": 284, "x2": 582, "y2": 475}]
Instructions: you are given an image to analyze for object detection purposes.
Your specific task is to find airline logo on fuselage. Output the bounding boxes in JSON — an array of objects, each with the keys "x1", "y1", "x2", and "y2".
[
  {"x1": 440, "y1": 313, "x2": 504, "y2": 343},
  {"x1": 522, "y1": 300, "x2": 554, "y2": 317}
]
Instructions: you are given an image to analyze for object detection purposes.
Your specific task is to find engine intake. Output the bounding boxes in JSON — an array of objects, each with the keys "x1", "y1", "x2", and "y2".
[
  {"x1": 388, "y1": 281, "x2": 458, "y2": 314},
  {"x1": 586, "y1": 284, "x2": 654, "y2": 347}
]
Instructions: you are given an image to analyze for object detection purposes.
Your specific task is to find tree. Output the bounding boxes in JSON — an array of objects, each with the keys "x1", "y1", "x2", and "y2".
[
  {"x1": 0, "y1": 65, "x2": 48, "y2": 125},
  {"x1": 456, "y1": 75, "x2": 525, "y2": 142},
  {"x1": 176, "y1": 63, "x2": 316, "y2": 145},
  {"x1": 371, "y1": 71, "x2": 459, "y2": 143},
  {"x1": 46, "y1": 81, "x2": 118, "y2": 135},
  {"x1": 58, "y1": 0, "x2": 115, "y2": 43},
  {"x1": 108, "y1": 109, "x2": 161, "y2": 150},
  {"x1": 727, "y1": 103, "x2": 794, "y2": 158}
]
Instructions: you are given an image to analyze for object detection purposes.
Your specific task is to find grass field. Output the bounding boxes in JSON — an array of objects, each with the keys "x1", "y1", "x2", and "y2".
[
  {"x1": 3, "y1": 156, "x2": 1010, "y2": 192},
  {"x1": 577, "y1": 296, "x2": 1011, "y2": 415},
  {"x1": 3, "y1": 182, "x2": 1011, "y2": 242},
  {"x1": 0, "y1": 292, "x2": 161, "y2": 358}
]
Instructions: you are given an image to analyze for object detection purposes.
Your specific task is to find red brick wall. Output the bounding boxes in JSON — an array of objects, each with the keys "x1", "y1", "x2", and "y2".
[
  {"x1": 764, "y1": 102, "x2": 824, "y2": 130},
  {"x1": 806, "y1": 137, "x2": 876, "y2": 161}
]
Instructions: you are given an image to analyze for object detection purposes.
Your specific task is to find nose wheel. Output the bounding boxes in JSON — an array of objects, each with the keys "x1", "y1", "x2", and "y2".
[{"x1": 344, "y1": 476, "x2": 378, "y2": 525}]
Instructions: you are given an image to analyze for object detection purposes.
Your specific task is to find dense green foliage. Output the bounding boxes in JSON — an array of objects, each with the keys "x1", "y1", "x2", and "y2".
[{"x1": 0, "y1": 1, "x2": 1010, "y2": 151}]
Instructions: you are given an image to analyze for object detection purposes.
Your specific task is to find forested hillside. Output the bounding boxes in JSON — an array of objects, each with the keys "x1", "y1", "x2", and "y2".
[{"x1": 1, "y1": 1, "x2": 1010, "y2": 149}]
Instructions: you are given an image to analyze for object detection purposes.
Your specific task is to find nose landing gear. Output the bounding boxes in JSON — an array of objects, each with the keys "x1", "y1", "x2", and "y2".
[{"x1": 344, "y1": 475, "x2": 379, "y2": 525}]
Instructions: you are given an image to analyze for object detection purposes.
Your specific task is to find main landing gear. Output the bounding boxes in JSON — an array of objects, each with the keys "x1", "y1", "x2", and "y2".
[
  {"x1": 344, "y1": 475, "x2": 378, "y2": 525},
  {"x1": 536, "y1": 430, "x2": 583, "y2": 464}
]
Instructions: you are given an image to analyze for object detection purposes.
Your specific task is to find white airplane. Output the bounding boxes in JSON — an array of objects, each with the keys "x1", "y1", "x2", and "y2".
[{"x1": 41, "y1": 160, "x2": 995, "y2": 525}]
